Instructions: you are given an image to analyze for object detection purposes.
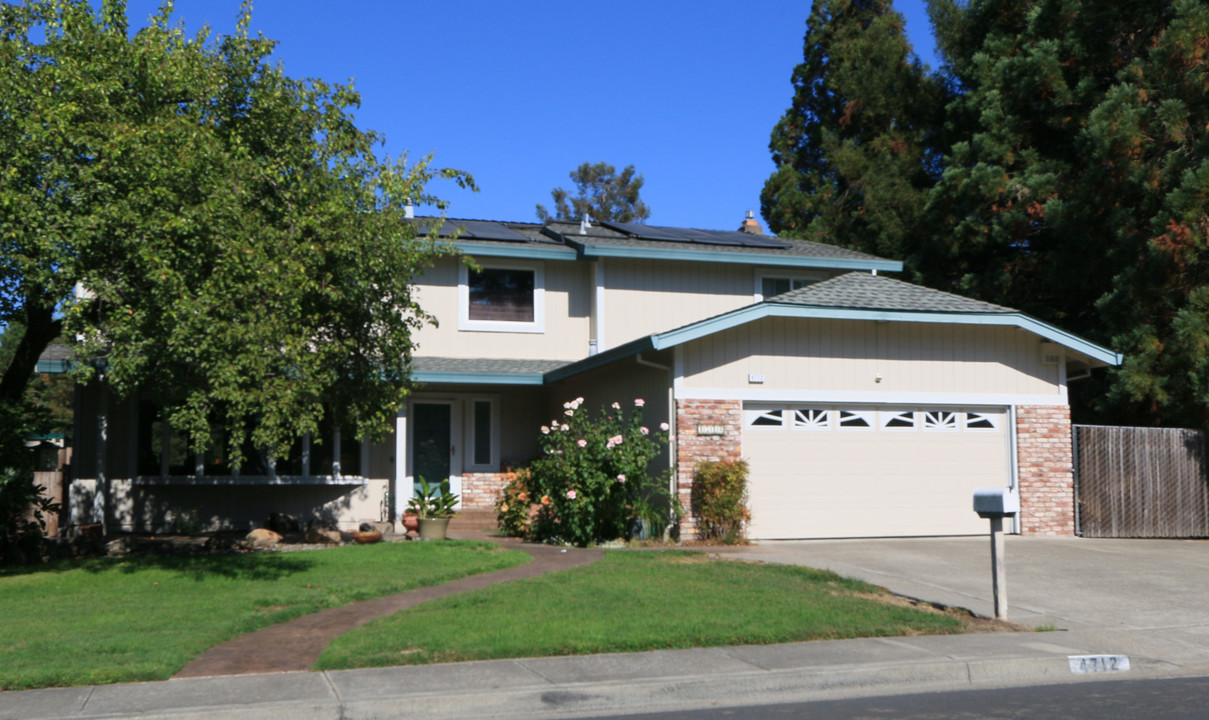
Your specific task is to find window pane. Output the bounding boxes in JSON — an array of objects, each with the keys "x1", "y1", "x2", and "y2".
[
  {"x1": 469, "y1": 268, "x2": 534, "y2": 322},
  {"x1": 204, "y1": 424, "x2": 232, "y2": 476},
  {"x1": 473, "y1": 400, "x2": 492, "y2": 465},
  {"x1": 137, "y1": 401, "x2": 161, "y2": 476},
  {"x1": 340, "y1": 431, "x2": 362, "y2": 476},
  {"x1": 163, "y1": 422, "x2": 192, "y2": 476},
  {"x1": 274, "y1": 435, "x2": 305, "y2": 475},
  {"x1": 762, "y1": 278, "x2": 791, "y2": 298}
]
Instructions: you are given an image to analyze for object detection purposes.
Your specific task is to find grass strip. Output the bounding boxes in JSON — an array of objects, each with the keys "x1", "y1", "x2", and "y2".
[
  {"x1": 0, "y1": 540, "x2": 528, "y2": 690},
  {"x1": 317, "y1": 550, "x2": 962, "y2": 669}
]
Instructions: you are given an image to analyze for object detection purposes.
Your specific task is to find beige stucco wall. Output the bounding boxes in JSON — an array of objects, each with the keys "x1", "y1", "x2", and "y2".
[
  {"x1": 409, "y1": 255, "x2": 591, "y2": 360},
  {"x1": 681, "y1": 317, "x2": 1062, "y2": 398}
]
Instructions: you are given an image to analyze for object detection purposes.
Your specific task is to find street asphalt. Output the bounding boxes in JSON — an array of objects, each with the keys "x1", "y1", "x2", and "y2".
[{"x1": 3, "y1": 535, "x2": 1208, "y2": 720}]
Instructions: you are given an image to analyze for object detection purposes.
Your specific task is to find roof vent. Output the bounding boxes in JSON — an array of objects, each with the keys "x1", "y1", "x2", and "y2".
[
  {"x1": 739, "y1": 210, "x2": 763, "y2": 235},
  {"x1": 579, "y1": 213, "x2": 593, "y2": 235}
]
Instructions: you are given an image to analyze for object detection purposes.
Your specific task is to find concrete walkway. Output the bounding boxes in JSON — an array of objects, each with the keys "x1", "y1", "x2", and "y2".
[
  {"x1": 176, "y1": 537, "x2": 601, "y2": 677},
  {"x1": 4, "y1": 536, "x2": 1209, "y2": 720}
]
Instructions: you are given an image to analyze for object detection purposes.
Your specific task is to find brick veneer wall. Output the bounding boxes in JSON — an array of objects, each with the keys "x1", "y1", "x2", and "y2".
[
  {"x1": 675, "y1": 399, "x2": 743, "y2": 541},
  {"x1": 1015, "y1": 405, "x2": 1075, "y2": 535},
  {"x1": 460, "y1": 472, "x2": 511, "y2": 511}
]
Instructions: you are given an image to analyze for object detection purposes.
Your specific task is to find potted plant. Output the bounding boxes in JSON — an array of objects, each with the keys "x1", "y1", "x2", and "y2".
[{"x1": 407, "y1": 477, "x2": 459, "y2": 540}]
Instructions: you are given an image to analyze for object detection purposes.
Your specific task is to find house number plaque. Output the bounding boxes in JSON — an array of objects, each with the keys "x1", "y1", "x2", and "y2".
[{"x1": 696, "y1": 424, "x2": 727, "y2": 436}]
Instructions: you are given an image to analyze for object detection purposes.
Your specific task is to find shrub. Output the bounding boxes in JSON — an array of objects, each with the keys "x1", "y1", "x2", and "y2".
[
  {"x1": 526, "y1": 397, "x2": 672, "y2": 547},
  {"x1": 495, "y1": 468, "x2": 534, "y2": 537},
  {"x1": 692, "y1": 459, "x2": 750, "y2": 543},
  {"x1": 0, "y1": 404, "x2": 58, "y2": 565}
]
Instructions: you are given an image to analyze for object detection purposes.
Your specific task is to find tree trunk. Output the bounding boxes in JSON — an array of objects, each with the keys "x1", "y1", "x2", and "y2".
[{"x1": 0, "y1": 301, "x2": 63, "y2": 407}]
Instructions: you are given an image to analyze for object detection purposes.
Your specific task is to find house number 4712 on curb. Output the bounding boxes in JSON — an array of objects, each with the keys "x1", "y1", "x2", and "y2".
[{"x1": 1068, "y1": 655, "x2": 1130, "y2": 674}]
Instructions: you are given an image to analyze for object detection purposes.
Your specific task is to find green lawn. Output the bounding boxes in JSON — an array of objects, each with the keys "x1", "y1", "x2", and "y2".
[
  {"x1": 0, "y1": 540, "x2": 528, "y2": 690},
  {"x1": 317, "y1": 550, "x2": 963, "y2": 670}
]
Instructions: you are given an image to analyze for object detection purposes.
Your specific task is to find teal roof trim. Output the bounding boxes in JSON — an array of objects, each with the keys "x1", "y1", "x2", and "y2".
[
  {"x1": 453, "y1": 241, "x2": 578, "y2": 261},
  {"x1": 577, "y1": 244, "x2": 903, "y2": 271},
  {"x1": 412, "y1": 370, "x2": 547, "y2": 385},
  {"x1": 646, "y1": 303, "x2": 1121, "y2": 366},
  {"x1": 546, "y1": 304, "x2": 1122, "y2": 383},
  {"x1": 543, "y1": 338, "x2": 658, "y2": 383}
]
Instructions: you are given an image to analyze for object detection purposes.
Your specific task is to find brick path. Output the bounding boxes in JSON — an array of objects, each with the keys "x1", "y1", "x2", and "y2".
[{"x1": 174, "y1": 534, "x2": 600, "y2": 678}]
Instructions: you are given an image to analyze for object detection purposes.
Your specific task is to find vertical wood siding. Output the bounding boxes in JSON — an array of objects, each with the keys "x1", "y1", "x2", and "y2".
[
  {"x1": 603, "y1": 259, "x2": 760, "y2": 348},
  {"x1": 409, "y1": 257, "x2": 591, "y2": 359},
  {"x1": 682, "y1": 318, "x2": 1060, "y2": 396}
]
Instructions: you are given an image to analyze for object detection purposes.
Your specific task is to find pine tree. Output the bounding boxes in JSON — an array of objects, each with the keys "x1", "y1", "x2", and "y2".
[
  {"x1": 536, "y1": 162, "x2": 651, "y2": 223},
  {"x1": 761, "y1": 0, "x2": 944, "y2": 262}
]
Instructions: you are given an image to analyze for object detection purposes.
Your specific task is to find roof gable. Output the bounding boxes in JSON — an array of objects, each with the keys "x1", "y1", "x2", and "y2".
[{"x1": 770, "y1": 272, "x2": 1016, "y2": 314}]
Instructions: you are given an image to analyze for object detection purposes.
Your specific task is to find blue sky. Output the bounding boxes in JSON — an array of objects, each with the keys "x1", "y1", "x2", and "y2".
[{"x1": 125, "y1": 1, "x2": 938, "y2": 232}]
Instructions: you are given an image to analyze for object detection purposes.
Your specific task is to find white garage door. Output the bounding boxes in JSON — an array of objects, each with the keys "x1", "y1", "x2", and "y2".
[{"x1": 743, "y1": 405, "x2": 1011, "y2": 539}]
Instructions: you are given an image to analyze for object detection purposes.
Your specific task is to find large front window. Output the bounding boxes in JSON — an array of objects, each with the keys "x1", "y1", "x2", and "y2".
[
  {"x1": 458, "y1": 261, "x2": 545, "y2": 333},
  {"x1": 469, "y1": 267, "x2": 534, "y2": 322},
  {"x1": 136, "y1": 401, "x2": 362, "y2": 479}
]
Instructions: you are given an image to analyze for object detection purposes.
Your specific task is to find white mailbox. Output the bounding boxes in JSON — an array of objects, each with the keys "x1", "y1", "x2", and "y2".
[{"x1": 973, "y1": 488, "x2": 1020, "y2": 519}]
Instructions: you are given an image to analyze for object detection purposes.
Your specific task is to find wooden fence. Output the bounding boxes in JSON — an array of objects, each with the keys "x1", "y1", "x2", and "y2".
[{"x1": 1073, "y1": 425, "x2": 1209, "y2": 538}]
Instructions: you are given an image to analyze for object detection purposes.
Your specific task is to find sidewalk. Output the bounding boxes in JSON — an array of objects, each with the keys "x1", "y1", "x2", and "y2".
[{"x1": 4, "y1": 536, "x2": 1208, "y2": 720}]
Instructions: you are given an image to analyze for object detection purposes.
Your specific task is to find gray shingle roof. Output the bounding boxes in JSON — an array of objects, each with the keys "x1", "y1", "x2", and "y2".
[
  {"x1": 770, "y1": 272, "x2": 1018, "y2": 314},
  {"x1": 410, "y1": 357, "x2": 573, "y2": 375}
]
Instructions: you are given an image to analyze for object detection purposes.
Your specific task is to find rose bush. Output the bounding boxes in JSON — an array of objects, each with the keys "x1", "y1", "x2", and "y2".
[{"x1": 525, "y1": 398, "x2": 672, "y2": 546}]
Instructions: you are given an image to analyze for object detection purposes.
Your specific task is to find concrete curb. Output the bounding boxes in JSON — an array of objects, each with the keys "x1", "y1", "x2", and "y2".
[{"x1": 3, "y1": 631, "x2": 1201, "y2": 720}]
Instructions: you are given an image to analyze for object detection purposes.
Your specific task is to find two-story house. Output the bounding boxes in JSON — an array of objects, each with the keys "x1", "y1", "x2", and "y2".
[{"x1": 67, "y1": 213, "x2": 1119, "y2": 539}]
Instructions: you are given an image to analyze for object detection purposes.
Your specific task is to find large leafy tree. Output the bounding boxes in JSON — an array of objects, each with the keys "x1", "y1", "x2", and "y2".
[
  {"x1": 536, "y1": 161, "x2": 651, "y2": 223},
  {"x1": 761, "y1": 0, "x2": 944, "y2": 261},
  {"x1": 765, "y1": 0, "x2": 1209, "y2": 427},
  {"x1": 0, "y1": 0, "x2": 472, "y2": 469}
]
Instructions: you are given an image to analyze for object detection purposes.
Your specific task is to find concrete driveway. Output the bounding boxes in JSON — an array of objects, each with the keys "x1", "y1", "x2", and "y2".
[{"x1": 735, "y1": 536, "x2": 1209, "y2": 665}]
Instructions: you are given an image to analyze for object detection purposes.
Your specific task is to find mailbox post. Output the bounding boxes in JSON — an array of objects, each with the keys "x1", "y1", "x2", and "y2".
[{"x1": 973, "y1": 488, "x2": 1020, "y2": 620}]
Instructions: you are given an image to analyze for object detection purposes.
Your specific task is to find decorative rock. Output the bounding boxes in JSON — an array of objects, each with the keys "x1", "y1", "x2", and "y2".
[
  {"x1": 246, "y1": 528, "x2": 283, "y2": 549},
  {"x1": 105, "y1": 536, "x2": 134, "y2": 557},
  {"x1": 265, "y1": 512, "x2": 302, "y2": 535},
  {"x1": 305, "y1": 527, "x2": 342, "y2": 544}
]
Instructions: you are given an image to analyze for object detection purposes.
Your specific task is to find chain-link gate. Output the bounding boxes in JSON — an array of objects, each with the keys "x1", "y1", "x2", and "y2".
[{"x1": 1074, "y1": 425, "x2": 1209, "y2": 538}]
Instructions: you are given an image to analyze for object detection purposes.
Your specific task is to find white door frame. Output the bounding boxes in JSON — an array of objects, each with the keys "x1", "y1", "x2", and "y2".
[{"x1": 399, "y1": 397, "x2": 464, "y2": 509}]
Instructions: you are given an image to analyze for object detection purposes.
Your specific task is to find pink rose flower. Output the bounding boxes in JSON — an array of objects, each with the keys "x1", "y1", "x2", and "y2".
[
  {"x1": 617, "y1": 474, "x2": 626, "y2": 483},
  {"x1": 634, "y1": 398, "x2": 645, "y2": 407},
  {"x1": 640, "y1": 426, "x2": 649, "y2": 435},
  {"x1": 609, "y1": 434, "x2": 623, "y2": 445},
  {"x1": 566, "y1": 490, "x2": 577, "y2": 500},
  {"x1": 660, "y1": 422, "x2": 670, "y2": 431},
  {"x1": 576, "y1": 439, "x2": 587, "y2": 447}
]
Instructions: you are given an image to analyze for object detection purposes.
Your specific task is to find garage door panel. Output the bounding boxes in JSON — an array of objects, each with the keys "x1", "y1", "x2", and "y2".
[{"x1": 744, "y1": 405, "x2": 1009, "y2": 539}]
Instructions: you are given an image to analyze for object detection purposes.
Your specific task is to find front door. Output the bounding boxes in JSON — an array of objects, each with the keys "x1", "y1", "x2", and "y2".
[{"x1": 410, "y1": 401, "x2": 459, "y2": 502}]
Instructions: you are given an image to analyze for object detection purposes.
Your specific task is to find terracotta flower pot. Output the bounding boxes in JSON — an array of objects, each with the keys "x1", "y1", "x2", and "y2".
[
  {"x1": 353, "y1": 530, "x2": 382, "y2": 544},
  {"x1": 402, "y1": 513, "x2": 419, "y2": 532}
]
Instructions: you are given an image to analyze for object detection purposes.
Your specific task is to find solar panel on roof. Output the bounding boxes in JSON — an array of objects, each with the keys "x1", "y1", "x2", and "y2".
[
  {"x1": 411, "y1": 218, "x2": 531, "y2": 242},
  {"x1": 456, "y1": 220, "x2": 531, "y2": 242},
  {"x1": 598, "y1": 220, "x2": 790, "y2": 249},
  {"x1": 598, "y1": 220, "x2": 691, "y2": 242},
  {"x1": 711, "y1": 230, "x2": 792, "y2": 249},
  {"x1": 671, "y1": 228, "x2": 745, "y2": 246}
]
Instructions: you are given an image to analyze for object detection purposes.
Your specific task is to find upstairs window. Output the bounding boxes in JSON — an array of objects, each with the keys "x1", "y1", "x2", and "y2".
[
  {"x1": 754, "y1": 271, "x2": 827, "y2": 301},
  {"x1": 469, "y1": 268, "x2": 534, "y2": 322},
  {"x1": 459, "y1": 262, "x2": 545, "y2": 333}
]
